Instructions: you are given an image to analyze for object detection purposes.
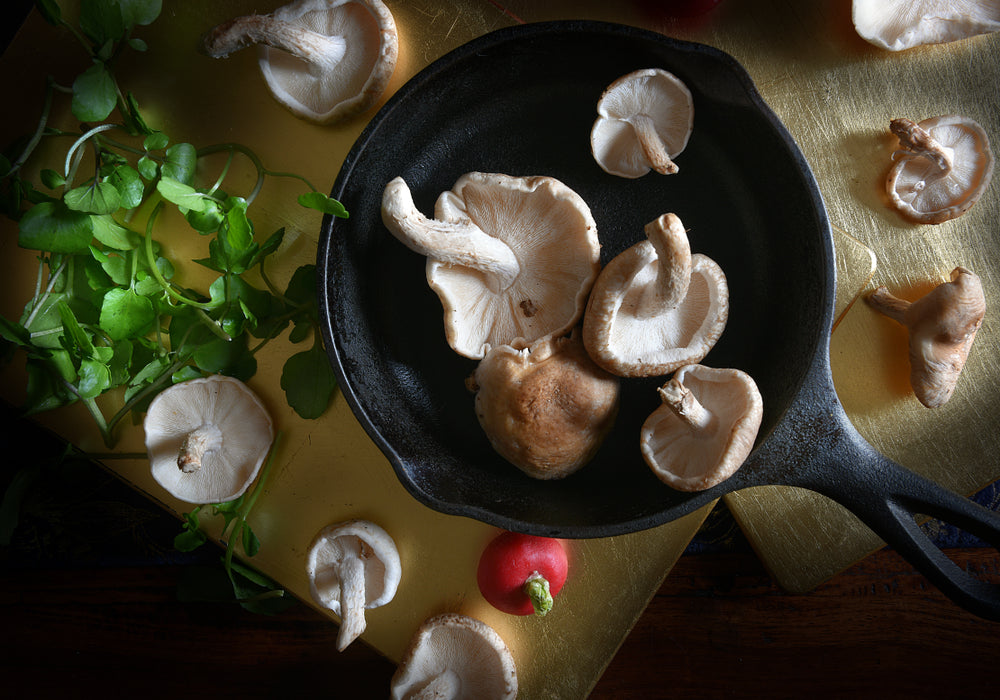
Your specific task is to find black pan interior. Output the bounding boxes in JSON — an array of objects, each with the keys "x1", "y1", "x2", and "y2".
[{"x1": 317, "y1": 21, "x2": 834, "y2": 537}]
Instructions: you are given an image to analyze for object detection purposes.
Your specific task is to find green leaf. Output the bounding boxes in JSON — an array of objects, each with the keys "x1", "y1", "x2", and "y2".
[
  {"x1": 100, "y1": 288, "x2": 156, "y2": 340},
  {"x1": 283, "y1": 264, "x2": 316, "y2": 306},
  {"x1": 143, "y1": 132, "x2": 169, "y2": 151},
  {"x1": 90, "y1": 214, "x2": 140, "y2": 250},
  {"x1": 80, "y1": 0, "x2": 127, "y2": 44},
  {"x1": 57, "y1": 301, "x2": 96, "y2": 357},
  {"x1": 241, "y1": 521, "x2": 261, "y2": 557},
  {"x1": 77, "y1": 357, "x2": 111, "y2": 398},
  {"x1": 162, "y1": 143, "x2": 196, "y2": 185},
  {"x1": 156, "y1": 177, "x2": 210, "y2": 212},
  {"x1": 23, "y1": 357, "x2": 76, "y2": 414},
  {"x1": 280, "y1": 342, "x2": 337, "y2": 419},
  {"x1": 71, "y1": 63, "x2": 117, "y2": 123},
  {"x1": 184, "y1": 200, "x2": 224, "y2": 233},
  {"x1": 108, "y1": 339, "x2": 134, "y2": 385},
  {"x1": 18, "y1": 201, "x2": 94, "y2": 253},
  {"x1": 297, "y1": 191, "x2": 349, "y2": 218},
  {"x1": 137, "y1": 155, "x2": 157, "y2": 181},
  {"x1": 40, "y1": 169, "x2": 66, "y2": 189},
  {"x1": 0, "y1": 316, "x2": 31, "y2": 347},
  {"x1": 193, "y1": 333, "x2": 256, "y2": 380},
  {"x1": 120, "y1": 0, "x2": 162, "y2": 26},
  {"x1": 65, "y1": 181, "x2": 121, "y2": 215},
  {"x1": 107, "y1": 165, "x2": 144, "y2": 209}
]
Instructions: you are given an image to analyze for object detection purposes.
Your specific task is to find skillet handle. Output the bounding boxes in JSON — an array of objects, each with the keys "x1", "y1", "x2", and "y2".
[{"x1": 818, "y1": 439, "x2": 1000, "y2": 621}]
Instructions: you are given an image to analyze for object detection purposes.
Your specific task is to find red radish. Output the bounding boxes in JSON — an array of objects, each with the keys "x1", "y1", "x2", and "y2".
[{"x1": 477, "y1": 531, "x2": 568, "y2": 616}]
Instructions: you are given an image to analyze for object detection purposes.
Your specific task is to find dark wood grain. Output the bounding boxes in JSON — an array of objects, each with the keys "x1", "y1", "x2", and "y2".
[{"x1": 4, "y1": 547, "x2": 998, "y2": 698}]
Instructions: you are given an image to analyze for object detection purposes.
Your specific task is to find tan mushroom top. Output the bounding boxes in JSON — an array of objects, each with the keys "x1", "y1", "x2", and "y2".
[
  {"x1": 866, "y1": 266, "x2": 986, "y2": 408},
  {"x1": 306, "y1": 519, "x2": 401, "y2": 651},
  {"x1": 144, "y1": 375, "x2": 274, "y2": 504},
  {"x1": 390, "y1": 613, "x2": 517, "y2": 700},
  {"x1": 590, "y1": 68, "x2": 694, "y2": 178},
  {"x1": 382, "y1": 172, "x2": 601, "y2": 359},
  {"x1": 582, "y1": 212, "x2": 728, "y2": 377},
  {"x1": 640, "y1": 364, "x2": 762, "y2": 492},
  {"x1": 200, "y1": 0, "x2": 398, "y2": 124},
  {"x1": 853, "y1": 0, "x2": 1000, "y2": 51},
  {"x1": 886, "y1": 115, "x2": 994, "y2": 224},
  {"x1": 470, "y1": 332, "x2": 620, "y2": 480}
]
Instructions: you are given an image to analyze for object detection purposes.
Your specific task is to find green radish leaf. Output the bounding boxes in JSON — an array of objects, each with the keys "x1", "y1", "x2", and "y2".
[
  {"x1": 65, "y1": 181, "x2": 121, "y2": 215},
  {"x1": 71, "y1": 63, "x2": 117, "y2": 122},
  {"x1": 162, "y1": 143, "x2": 196, "y2": 185},
  {"x1": 280, "y1": 342, "x2": 337, "y2": 419},
  {"x1": 18, "y1": 201, "x2": 94, "y2": 253},
  {"x1": 297, "y1": 191, "x2": 348, "y2": 218},
  {"x1": 99, "y1": 288, "x2": 156, "y2": 340}
]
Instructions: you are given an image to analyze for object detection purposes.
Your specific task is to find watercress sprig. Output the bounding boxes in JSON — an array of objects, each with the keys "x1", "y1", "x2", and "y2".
[{"x1": 1, "y1": 0, "x2": 346, "y2": 448}]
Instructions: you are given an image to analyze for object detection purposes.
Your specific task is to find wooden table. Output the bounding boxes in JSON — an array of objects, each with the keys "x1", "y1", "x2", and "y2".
[{"x1": 2, "y1": 404, "x2": 998, "y2": 698}]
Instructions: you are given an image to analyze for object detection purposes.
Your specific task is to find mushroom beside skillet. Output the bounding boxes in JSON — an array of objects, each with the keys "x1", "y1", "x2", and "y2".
[
  {"x1": 853, "y1": 0, "x2": 1000, "y2": 51},
  {"x1": 381, "y1": 172, "x2": 601, "y2": 359},
  {"x1": 469, "y1": 332, "x2": 620, "y2": 480},
  {"x1": 390, "y1": 613, "x2": 517, "y2": 700},
  {"x1": 582, "y1": 212, "x2": 729, "y2": 377},
  {"x1": 200, "y1": 0, "x2": 398, "y2": 125},
  {"x1": 886, "y1": 115, "x2": 994, "y2": 224},
  {"x1": 640, "y1": 364, "x2": 763, "y2": 492},
  {"x1": 866, "y1": 267, "x2": 986, "y2": 408},
  {"x1": 306, "y1": 519, "x2": 402, "y2": 651},
  {"x1": 144, "y1": 375, "x2": 274, "y2": 504},
  {"x1": 590, "y1": 67, "x2": 694, "y2": 178}
]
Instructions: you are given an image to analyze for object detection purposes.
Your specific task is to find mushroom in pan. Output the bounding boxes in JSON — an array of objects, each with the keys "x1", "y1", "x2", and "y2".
[
  {"x1": 886, "y1": 115, "x2": 994, "y2": 224},
  {"x1": 390, "y1": 613, "x2": 517, "y2": 700},
  {"x1": 582, "y1": 212, "x2": 729, "y2": 377},
  {"x1": 866, "y1": 267, "x2": 986, "y2": 409},
  {"x1": 640, "y1": 364, "x2": 763, "y2": 492},
  {"x1": 590, "y1": 68, "x2": 694, "y2": 178},
  {"x1": 200, "y1": 0, "x2": 398, "y2": 125},
  {"x1": 381, "y1": 172, "x2": 601, "y2": 359},
  {"x1": 853, "y1": 0, "x2": 1000, "y2": 51},
  {"x1": 469, "y1": 332, "x2": 620, "y2": 480},
  {"x1": 144, "y1": 375, "x2": 274, "y2": 504},
  {"x1": 306, "y1": 519, "x2": 402, "y2": 651}
]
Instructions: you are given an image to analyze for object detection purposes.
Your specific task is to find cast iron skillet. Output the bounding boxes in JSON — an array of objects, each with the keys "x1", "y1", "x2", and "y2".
[{"x1": 316, "y1": 21, "x2": 1000, "y2": 619}]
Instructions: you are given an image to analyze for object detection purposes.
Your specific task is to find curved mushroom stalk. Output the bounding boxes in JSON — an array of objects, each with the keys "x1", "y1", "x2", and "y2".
[
  {"x1": 640, "y1": 364, "x2": 763, "y2": 492},
  {"x1": 200, "y1": 0, "x2": 398, "y2": 125},
  {"x1": 145, "y1": 376, "x2": 275, "y2": 504},
  {"x1": 390, "y1": 613, "x2": 518, "y2": 700},
  {"x1": 866, "y1": 266, "x2": 986, "y2": 408},
  {"x1": 306, "y1": 520, "x2": 402, "y2": 651},
  {"x1": 886, "y1": 115, "x2": 994, "y2": 224},
  {"x1": 591, "y1": 68, "x2": 694, "y2": 179},
  {"x1": 381, "y1": 172, "x2": 601, "y2": 360},
  {"x1": 583, "y1": 212, "x2": 728, "y2": 377},
  {"x1": 470, "y1": 333, "x2": 620, "y2": 480},
  {"x1": 381, "y1": 177, "x2": 521, "y2": 292}
]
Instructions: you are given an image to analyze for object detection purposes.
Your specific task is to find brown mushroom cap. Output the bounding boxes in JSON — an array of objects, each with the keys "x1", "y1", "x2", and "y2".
[
  {"x1": 866, "y1": 266, "x2": 986, "y2": 408},
  {"x1": 470, "y1": 333, "x2": 620, "y2": 480},
  {"x1": 640, "y1": 364, "x2": 762, "y2": 492},
  {"x1": 381, "y1": 173, "x2": 601, "y2": 359},
  {"x1": 390, "y1": 613, "x2": 517, "y2": 700},
  {"x1": 853, "y1": 0, "x2": 1000, "y2": 51},
  {"x1": 886, "y1": 115, "x2": 994, "y2": 224},
  {"x1": 201, "y1": 0, "x2": 398, "y2": 124},
  {"x1": 590, "y1": 68, "x2": 694, "y2": 178},
  {"x1": 582, "y1": 212, "x2": 728, "y2": 377}
]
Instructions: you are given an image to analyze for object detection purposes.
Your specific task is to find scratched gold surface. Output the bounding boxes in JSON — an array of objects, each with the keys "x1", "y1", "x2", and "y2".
[{"x1": 2, "y1": 2, "x2": 999, "y2": 697}]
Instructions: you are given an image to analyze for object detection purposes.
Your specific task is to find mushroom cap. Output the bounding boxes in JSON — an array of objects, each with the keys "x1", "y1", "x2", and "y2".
[
  {"x1": 640, "y1": 364, "x2": 762, "y2": 492},
  {"x1": 853, "y1": 0, "x2": 1000, "y2": 51},
  {"x1": 259, "y1": 0, "x2": 398, "y2": 124},
  {"x1": 305, "y1": 519, "x2": 402, "y2": 615},
  {"x1": 144, "y1": 375, "x2": 274, "y2": 504},
  {"x1": 582, "y1": 214, "x2": 729, "y2": 377},
  {"x1": 590, "y1": 68, "x2": 694, "y2": 178},
  {"x1": 471, "y1": 333, "x2": 620, "y2": 480},
  {"x1": 403, "y1": 172, "x2": 601, "y2": 359},
  {"x1": 390, "y1": 613, "x2": 518, "y2": 700},
  {"x1": 887, "y1": 115, "x2": 994, "y2": 224}
]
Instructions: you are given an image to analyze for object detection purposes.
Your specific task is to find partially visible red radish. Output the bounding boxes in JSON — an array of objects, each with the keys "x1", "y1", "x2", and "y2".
[{"x1": 477, "y1": 531, "x2": 569, "y2": 616}]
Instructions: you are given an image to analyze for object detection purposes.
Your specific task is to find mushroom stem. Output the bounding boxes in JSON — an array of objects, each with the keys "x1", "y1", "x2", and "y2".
[
  {"x1": 200, "y1": 15, "x2": 347, "y2": 75},
  {"x1": 890, "y1": 117, "x2": 953, "y2": 174},
  {"x1": 658, "y1": 377, "x2": 715, "y2": 434},
  {"x1": 336, "y1": 550, "x2": 368, "y2": 652},
  {"x1": 407, "y1": 669, "x2": 460, "y2": 699},
  {"x1": 523, "y1": 572, "x2": 554, "y2": 616},
  {"x1": 630, "y1": 114, "x2": 679, "y2": 175},
  {"x1": 635, "y1": 213, "x2": 692, "y2": 318},
  {"x1": 176, "y1": 423, "x2": 224, "y2": 473},
  {"x1": 381, "y1": 177, "x2": 521, "y2": 292},
  {"x1": 866, "y1": 285, "x2": 911, "y2": 322}
]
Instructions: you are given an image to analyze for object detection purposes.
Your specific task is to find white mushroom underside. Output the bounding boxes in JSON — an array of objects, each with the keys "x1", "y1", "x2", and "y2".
[
  {"x1": 260, "y1": 0, "x2": 386, "y2": 120},
  {"x1": 591, "y1": 113, "x2": 691, "y2": 178},
  {"x1": 429, "y1": 174, "x2": 599, "y2": 359},
  {"x1": 309, "y1": 535, "x2": 389, "y2": 613},
  {"x1": 890, "y1": 121, "x2": 993, "y2": 216},
  {"x1": 145, "y1": 377, "x2": 273, "y2": 503},
  {"x1": 853, "y1": 0, "x2": 1000, "y2": 50}
]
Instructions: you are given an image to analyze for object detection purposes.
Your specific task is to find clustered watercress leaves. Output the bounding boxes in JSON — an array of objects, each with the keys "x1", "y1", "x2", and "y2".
[{"x1": 0, "y1": 0, "x2": 346, "y2": 450}]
